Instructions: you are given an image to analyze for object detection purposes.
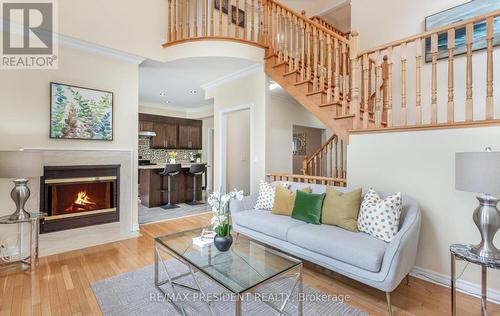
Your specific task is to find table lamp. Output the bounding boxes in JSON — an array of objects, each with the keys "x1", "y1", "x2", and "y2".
[
  {"x1": 456, "y1": 148, "x2": 500, "y2": 259},
  {"x1": 0, "y1": 150, "x2": 43, "y2": 220}
]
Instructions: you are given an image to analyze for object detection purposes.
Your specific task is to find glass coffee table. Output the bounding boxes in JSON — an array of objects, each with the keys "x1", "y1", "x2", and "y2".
[{"x1": 154, "y1": 227, "x2": 303, "y2": 316}]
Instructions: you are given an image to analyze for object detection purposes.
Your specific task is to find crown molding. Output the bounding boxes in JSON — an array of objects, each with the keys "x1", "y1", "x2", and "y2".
[
  {"x1": 139, "y1": 102, "x2": 214, "y2": 116},
  {"x1": 59, "y1": 34, "x2": 146, "y2": 65},
  {"x1": 200, "y1": 63, "x2": 263, "y2": 91}
]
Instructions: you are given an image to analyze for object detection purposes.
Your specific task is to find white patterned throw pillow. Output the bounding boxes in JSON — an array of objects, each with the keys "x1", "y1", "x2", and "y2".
[
  {"x1": 357, "y1": 188, "x2": 402, "y2": 242},
  {"x1": 254, "y1": 181, "x2": 289, "y2": 210}
]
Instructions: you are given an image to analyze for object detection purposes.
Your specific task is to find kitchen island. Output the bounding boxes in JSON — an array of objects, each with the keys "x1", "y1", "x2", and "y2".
[{"x1": 139, "y1": 164, "x2": 206, "y2": 208}]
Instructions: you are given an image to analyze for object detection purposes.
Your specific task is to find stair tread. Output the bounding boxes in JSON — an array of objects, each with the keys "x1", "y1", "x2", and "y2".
[
  {"x1": 272, "y1": 61, "x2": 289, "y2": 68},
  {"x1": 334, "y1": 114, "x2": 387, "y2": 126},
  {"x1": 293, "y1": 80, "x2": 313, "y2": 86},
  {"x1": 283, "y1": 69, "x2": 300, "y2": 76}
]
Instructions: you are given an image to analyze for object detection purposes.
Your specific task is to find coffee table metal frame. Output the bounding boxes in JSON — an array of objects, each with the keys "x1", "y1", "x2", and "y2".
[{"x1": 154, "y1": 233, "x2": 303, "y2": 316}]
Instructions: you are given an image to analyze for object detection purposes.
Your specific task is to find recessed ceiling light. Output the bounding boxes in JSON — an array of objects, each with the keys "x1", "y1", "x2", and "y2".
[
  {"x1": 160, "y1": 92, "x2": 166, "y2": 96},
  {"x1": 189, "y1": 89, "x2": 197, "y2": 95}
]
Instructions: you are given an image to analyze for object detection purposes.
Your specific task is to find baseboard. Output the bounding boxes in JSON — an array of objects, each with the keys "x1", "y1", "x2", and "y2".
[
  {"x1": 410, "y1": 265, "x2": 500, "y2": 304},
  {"x1": 132, "y1": 223, "x2": 140, "y2": 232}
]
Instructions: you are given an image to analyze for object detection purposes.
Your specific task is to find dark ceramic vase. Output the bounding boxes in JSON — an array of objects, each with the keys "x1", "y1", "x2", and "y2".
[{"x1": 214, "y1": 235, "x2": 233, "y2": 252}]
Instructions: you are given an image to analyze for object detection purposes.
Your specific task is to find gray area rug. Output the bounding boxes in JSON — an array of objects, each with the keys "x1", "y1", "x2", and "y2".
[
  {"x1": 91, "y1": 259, "x2": 367, "y2": 316},
  {"x1": 139, "y1": 203, "x2": 210, "y2": 224}
]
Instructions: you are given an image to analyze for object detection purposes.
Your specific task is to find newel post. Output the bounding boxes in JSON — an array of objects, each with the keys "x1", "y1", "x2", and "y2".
[{"x1": 349, "y1": 31, "x2": 361, "y2": 129}]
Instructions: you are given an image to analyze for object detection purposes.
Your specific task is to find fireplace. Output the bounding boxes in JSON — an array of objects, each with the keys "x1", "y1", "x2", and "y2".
[{"x1": 40, "y1": 165, "x2": 120, "y2": 233}]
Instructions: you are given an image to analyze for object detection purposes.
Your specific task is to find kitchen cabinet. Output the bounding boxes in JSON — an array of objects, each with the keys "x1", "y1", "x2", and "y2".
[
  {"x1": 179, "y1": 125, "x2": 201, "y2": 149},
  {"x1": 139, "y1": 113, "x2": 201, "y2": 150},
  {"x1": 151, "y1": 122, "x2": 178, "y2": 149}
]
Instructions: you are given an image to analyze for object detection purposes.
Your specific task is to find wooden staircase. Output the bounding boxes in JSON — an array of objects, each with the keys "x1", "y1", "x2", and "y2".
[{"x1": 301, "y1": 133, "x2": 346, "y2": 178}]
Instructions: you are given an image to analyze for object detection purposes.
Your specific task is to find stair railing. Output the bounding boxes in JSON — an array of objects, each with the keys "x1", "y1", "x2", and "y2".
[
  {"x1": 355, "y1": 9, "x2": 500, "y2": 131},
  {"x1": 310, "y1": 15, "x2": 349, "y2": 38},
  {"x1": 267, "y1": 173, "x2": 347, "y2": 187},
  {"x1": 301, "y1": 134, "x2": 346, "y2": 179}
]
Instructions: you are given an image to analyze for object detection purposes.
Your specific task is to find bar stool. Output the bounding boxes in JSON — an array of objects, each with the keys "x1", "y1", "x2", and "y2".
[
  {"x1": 187, "y1": 163, "x2": 206, "y2": 205},
  {"x1": 158, "y1": 163, "x2": 182, "y2": 209}
]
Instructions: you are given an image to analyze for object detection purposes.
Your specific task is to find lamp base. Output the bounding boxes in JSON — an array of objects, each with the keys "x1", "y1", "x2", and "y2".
[
  {"x1": 471, "y1": 195, "x2": 500, "y2": 260},
  {"x1": 8, "y1": 179, "x2": 32, "y2": 221}
]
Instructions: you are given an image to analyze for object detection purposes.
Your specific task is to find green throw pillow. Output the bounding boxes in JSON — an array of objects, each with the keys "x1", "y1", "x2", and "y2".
[
  {"x1": 291, "y1": 190, "x2": 325, "y2": 224},
  {"x1": 321, "y1": 187, "x2": 362, "y2": 232}
]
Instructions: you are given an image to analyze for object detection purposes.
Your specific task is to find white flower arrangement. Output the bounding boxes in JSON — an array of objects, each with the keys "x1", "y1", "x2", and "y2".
[{"x1": 208, "y1": 189, "x2": 243, "y2": 237}]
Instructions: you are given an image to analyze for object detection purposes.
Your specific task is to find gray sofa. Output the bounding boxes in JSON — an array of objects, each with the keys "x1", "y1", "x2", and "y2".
[{"x1": 230, "y1": 182, "x2": 421, "y2": 315}]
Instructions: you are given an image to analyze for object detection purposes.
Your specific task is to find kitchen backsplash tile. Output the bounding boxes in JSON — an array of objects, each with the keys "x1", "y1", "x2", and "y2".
[{"x1": 139, "y1": 137, "x2": 200, "y2": 164}]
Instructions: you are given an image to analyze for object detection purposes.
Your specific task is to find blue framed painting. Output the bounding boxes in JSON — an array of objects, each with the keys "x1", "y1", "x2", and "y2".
[{"x1": 424, "y1": 0, "x2": 500, "y2": 62}]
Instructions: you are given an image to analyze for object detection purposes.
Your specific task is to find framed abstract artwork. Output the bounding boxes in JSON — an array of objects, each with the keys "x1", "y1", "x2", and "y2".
[
  {"x1": 214, "y1": 0, "x2": 245, "y2": 28},
  {"x1": 50, "y1": 82, "x2": 113, "y2": 140},
  {"x1": 424, "y1": 0, "x2": 500, "y2": 62}
]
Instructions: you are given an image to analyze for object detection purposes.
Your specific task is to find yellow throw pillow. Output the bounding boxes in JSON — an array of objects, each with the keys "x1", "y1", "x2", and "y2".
[
  {"x1": 321, "y1": 187, "x2": 362, "y2": 232},
  {"x1": 272, "y1": 186, "x2": 312, "y2": 216}
]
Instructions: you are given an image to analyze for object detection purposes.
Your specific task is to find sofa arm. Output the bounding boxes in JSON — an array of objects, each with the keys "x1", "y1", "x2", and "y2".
[
  {"x1": 230, "y1": 193, "x2": 258, "y2": 217},
  {"x1": 379, "y1": 205, "x2": 422, "y2": 292}
]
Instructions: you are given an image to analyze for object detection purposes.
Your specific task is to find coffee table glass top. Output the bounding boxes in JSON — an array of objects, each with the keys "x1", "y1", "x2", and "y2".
[{"x1": 155, "y1": 227, "x2": 302, "y2": 294}]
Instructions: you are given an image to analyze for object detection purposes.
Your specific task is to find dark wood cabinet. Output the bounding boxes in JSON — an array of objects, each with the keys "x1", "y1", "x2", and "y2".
[
  {"x1": 178, "y1": 125, "x2": 201, "y2": 149},
  {"x1": 139, "y1": 113, "x2": 201, "y2": 150}
]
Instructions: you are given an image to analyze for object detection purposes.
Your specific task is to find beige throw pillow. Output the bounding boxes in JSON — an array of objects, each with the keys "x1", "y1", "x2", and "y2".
[
  {"x1": 321, "y1": 187, "x2": 362, "y2": 232},
  {"x1": 272, "y1": 186, "x2": 312, "y2": 216}
]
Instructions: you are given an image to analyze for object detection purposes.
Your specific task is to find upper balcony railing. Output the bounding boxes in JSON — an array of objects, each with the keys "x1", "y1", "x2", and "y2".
[{"x1": 351, "y1": 9, "x2": 500, "y2": 131}]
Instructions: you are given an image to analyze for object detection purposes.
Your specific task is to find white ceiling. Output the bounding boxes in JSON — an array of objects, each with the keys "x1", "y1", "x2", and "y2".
[{"x1": 139, "y1": 57, "x2": 258, "y2": 108}]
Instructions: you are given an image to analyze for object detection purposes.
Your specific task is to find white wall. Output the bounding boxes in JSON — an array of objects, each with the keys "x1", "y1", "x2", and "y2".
[
  {"x1": 0, "y1": 46, "x2": 139, "y2": 251},
  {"x1": 226, "y1": 109, "x2": 251, "y2": 194},
  {"x1": 266, "y1": 91, "x2": 328, "y2": 174},
  {"x1": 205, "y1": 67, "x2": 267, "y2": 194},
  {"x1": 348, "y1": 126, "x2": 500, "y2": 294}
]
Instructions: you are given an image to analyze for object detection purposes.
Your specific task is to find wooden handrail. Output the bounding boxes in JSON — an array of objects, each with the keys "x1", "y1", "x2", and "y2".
[
  {"x1": 310, "y1": 16, "x2": 349, "y2": 38},
  {"x1": 301, "y1": 134, "x2": 346, "y2": 179},
  {"x1": 359, "y1": 9, "x2": 500, "y2": 56},
  {"x1": 266, "y1": 173, "x2": 347, "y2": 186}
]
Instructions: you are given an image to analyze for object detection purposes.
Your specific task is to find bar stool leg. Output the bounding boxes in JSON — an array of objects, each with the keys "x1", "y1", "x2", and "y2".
[
  {"x1": 161, "y1": 174, "x2": 179, "y2": 210},
  {"x1": 187, "y1": 174, "x2": 203, "y2": 206}
]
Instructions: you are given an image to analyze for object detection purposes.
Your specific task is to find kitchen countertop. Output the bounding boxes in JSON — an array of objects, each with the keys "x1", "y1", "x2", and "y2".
[{"x1": 138, "y1": 163, "x2": 208, "y2": 170}]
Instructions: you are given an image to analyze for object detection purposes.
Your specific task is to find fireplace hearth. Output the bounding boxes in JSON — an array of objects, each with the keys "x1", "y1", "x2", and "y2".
[{"x1": 40, "y1": 165, "x2": 120, "y2": 233}]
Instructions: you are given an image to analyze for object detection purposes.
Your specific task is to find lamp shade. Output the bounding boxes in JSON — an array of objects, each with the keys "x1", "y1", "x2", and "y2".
[
  {"x1": 456, "y1": 151, "x2": 500, "y2": 194},
  {"x1": 0, "y1": 151, "x2": 43, "y2": 179}
]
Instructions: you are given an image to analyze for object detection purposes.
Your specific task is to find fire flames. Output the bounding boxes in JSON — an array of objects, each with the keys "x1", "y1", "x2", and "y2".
[{"x1": 75, "y1": 191, "x2": 96, "y2": 206}]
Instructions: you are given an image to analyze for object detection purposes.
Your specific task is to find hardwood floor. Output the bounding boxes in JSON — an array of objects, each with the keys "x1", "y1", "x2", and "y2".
[{"x1": 1, "y1": 213, "x2": 499, "y2": 316}]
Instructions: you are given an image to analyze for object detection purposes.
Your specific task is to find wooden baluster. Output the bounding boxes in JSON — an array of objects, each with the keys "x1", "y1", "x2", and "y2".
[
  {"x1": 277, "y1": 7, "x2": 281, "y2": 61},
  {"x1": 326, "y1": 35, "x2": 333, "y2": 103},
  {"x1": 341, "y1": 42, "x2": 348, "y2": 115},
  {"x1": 257, "y1": 0, "x2": 262, "y2": 43},
  {"x1": 431, "y1": 33, "x2": 438, "y2": 124},
  {"x1": 401, "y1": 42, "x2": 408, "y2": 126},
  {"x1": 210, "y1": 0, "x2": 214, "y2": 35},
  {"x1": 386, "y1": 47, "x2": 393, "y2": 127},
  {"x1": 447, "y1": 28, "x2": 455, "y2": 123},
  {"x1": 167, "y1": 0, "x2": 172, "y2": 42},
  {"x1": 486, "y1": 16, "x2": 494, "y2": 120},
  {"x1": 235, "y1": 0, "x2": 239, "y2": 38},
  {"x1": 465, "y1": 23, "x2": 473, "y2": 121},
  {"x1": 362, "y1": 54, "x2": 369, "y2": 128},
  {"x1": 349, "y1": 32, "x2": 361, "y2": 128},
  {"x1": 329, "y1": 142, "x2": 333, "y2": 178},
  {"x1": 179, "y1": 0, "x2": 183, "y2": 39},
  {"x1": 288, "y1": 12, "x2": 294, "y2": 72},
  {"x1": 375, "y1": 51, "x2": 382, "y2": 127},
  {"x1": 173, "y1": 0, "x2": 178, "y2": 40},
  {"x1": 264, "y1": 1, "x2": 269, "y2": 46},
  {"x1": 194, "y1": 0, "x2": 198, "y2": 37},
  {"x1": 284, "y1": 12, "x2": 289, "y2": 64},
  {"x1": 251, "y1": 0, "x2": 255, "y2": 42},
  {"x1": 338, "y1": 139, "x2": 344, "y2": 178},
  {"x1": 218, "y1": 0, "x2": 222, "y2": 36},
  {"x1": 319, "y1": 31, "x2": 325, "y2": 93},
  {"x1": 319, "y1": 150, "x2": 322, "y2": 176},
  {"x1": 294, "y1": 15, "x2": 299, "y2": 70},
  {"x1": 306, "y1": 24, "x2": 312, "y2": 81},
  {"x1": 202, "y1": 0, "x2": 206, "y2": 36},
  {"x1": 243, "y1": 0, "x2": 247, "y2": 40},
  {"x1": 333, "y1": 137, "x2": 338, "y2": 178},
  {"x1": 333, "y1": 37, "x2": 340, "y2": 104},
  {"x1": 300, "y1": 19, "x2": 305, "y2": 80},
  {"x1": 227, "y1": 0, "x2": 231, "y2": 37},
  {"x1": 313, "y1": 156, "x2": 317, "y2": 176},
  {"x1": 186, "y1": 0, "x2": 189, "y2": 37},
  {"x1": 313, "y1": 27, "x2": 319, "y2": 91},
  {"x1": 415, "y1": 38, "x2": 422, "y2": 125}
]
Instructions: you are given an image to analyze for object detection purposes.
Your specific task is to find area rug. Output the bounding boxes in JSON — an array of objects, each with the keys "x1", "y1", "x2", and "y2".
[
  {"x1": 91, "y1": 259, "x2": 367, "y2": 315},
  {"x1": 138, "y1": 203, "x2": 210, "y2": 224}
]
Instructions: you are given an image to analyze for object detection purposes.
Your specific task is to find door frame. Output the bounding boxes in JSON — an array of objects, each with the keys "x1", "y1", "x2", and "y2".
[
  {"x1": 217, "y1": 103, "x2": 254, "y2": 194},
  {"x1": 207, "y1": 127, "x2": 214, "y2": 192},
  {"x1": 290, "y1": 123, "x2": 327, "y2": 174}
]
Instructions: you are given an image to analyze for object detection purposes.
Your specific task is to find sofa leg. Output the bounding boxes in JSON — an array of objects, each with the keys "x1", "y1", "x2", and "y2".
[{"x1": 386, "y1": 292, "x2": 393, "y2": 316}]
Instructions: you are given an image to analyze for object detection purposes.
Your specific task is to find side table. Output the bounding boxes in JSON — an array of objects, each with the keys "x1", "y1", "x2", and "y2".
[
  {"x1": 450, "y1": 243, "x2": 500, "y2": 316},
  {"x1": 0, "y1": 212, "x2": 46, "y2": 271}
]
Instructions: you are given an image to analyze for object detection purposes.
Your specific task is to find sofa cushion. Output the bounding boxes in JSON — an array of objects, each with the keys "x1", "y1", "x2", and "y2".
[
  {"x1": 287, "y1": 223, "x2": 388, "y2": 272},
  {"x1": 321, "y1": 187, "x2": 362, "y2": 232},
  {"x1": 291, "y1": 191, "x2": 325, "y2": 224},
  {"x1": 233, "y1": 209, "x2": 307, "y2": 241},
  {"x1": 272, "y1": 186, "x2": 312, "y2": 216}
]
